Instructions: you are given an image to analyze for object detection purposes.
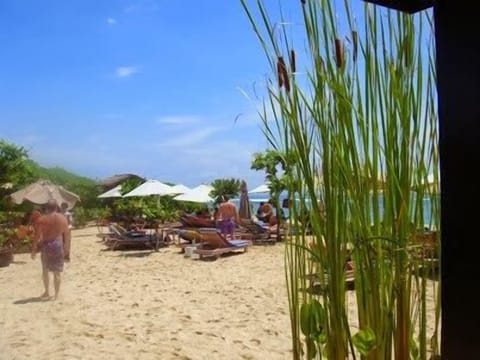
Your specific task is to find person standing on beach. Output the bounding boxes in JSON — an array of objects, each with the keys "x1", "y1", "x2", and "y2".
[
  {"x1": 216, "y1": 196, "x2": 239, "y2": 240},
  {"x1": 60, "y1": 202, "x2": 73, "y2": 261},
  {"x1": 31, "y1": 199, "x2": 71, "y2": 300}
]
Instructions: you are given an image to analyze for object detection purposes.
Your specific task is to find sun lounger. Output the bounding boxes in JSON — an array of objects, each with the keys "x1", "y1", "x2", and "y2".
[
  {"x1": 103, "y1": 224, "x2": 163, "y2": 251},
  {"x1": 305, "y1": 261, "x2": 356, "y2": 295},
  {"x1": 237, "y1": 219, "x2": 280, "y2": 244},
  {"x1": 410, "y1": 230, "x2": 439, "y2": 260},
  {"x1": 194, "y1": 228, "x2": 252, "y2": 260},
  {"x1": 175, "y1": 229, "x2": 204, "y2": 252},
  {"x1": 179, "y1": 214, "x2": 216, "y2": 228}
]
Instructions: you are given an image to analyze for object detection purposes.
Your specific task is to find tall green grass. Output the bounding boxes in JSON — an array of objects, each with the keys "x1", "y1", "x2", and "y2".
[{"x1": 241, "y1": 0, "x2": 439, "y2": 358}]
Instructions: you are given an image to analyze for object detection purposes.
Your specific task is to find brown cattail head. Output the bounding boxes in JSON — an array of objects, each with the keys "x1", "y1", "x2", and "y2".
[
  {"x1": 352, "y1": 31, "x2": 358, "y2": 62},
  {"x1": 278, "y1": 56, "x2": 290, "y2": 93},
  {"x1": 404, "y1": 36, "x2": 410, "y2": 68},
  {"x1": 335, "y1": 38, "x2": 343, "y2": 68},
  {"x1": 290, "y1": 50, "x2": 296, "y2": 73},
  {"x1": 277, "y1": 59, "x2": 284, "y2": 88}
]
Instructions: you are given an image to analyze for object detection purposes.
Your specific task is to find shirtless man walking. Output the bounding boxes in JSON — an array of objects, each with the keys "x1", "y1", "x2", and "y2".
[
  {"x1": 31, "y1": 199, "x2": 71, "y2": 300},
  {"x1": 216, "y1": 196, "x2": 239, "y2": 240}
]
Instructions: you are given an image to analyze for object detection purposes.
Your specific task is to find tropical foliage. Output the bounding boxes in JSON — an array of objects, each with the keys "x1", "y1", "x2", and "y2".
[
  {"x1": 251, "y1": 149, "x2": 297, "y2": 221},
  {"x1": 0, "y1": 140, "x2": 34, "y2": 205},
  {"x1": 210, "y1": 178, "x2": 241, "y2": 204}
]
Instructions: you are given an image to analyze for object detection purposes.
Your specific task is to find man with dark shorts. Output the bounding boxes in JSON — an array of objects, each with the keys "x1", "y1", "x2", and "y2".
[
  {"x1": 31, "y1": 199, "x2": 71, "y2": 300},
  {"x1": 216, "y1": 196, "x2": 239, "y2": 240}
]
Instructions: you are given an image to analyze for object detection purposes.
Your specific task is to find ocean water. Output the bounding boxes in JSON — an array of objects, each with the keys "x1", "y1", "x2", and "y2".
[
  {"x1": 232, "y1": 192, "x2": 439, "y2": 228},
  {"x1": 231, "y1": 193, "x2": 272, "y2": 217}
]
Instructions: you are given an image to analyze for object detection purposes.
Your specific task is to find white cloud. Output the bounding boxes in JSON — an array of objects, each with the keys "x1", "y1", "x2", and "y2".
[
  {"x1": 156, "y1": 127, "x2": 221, "y2": 148},
  {"x1": 155, "y1": 139, "x2": 264, "y2": 186},
  {"x1": 107, "y1": 18, "x2": 117, "y2": 25},
  {"x1": 115, "y1": 66, "x2": 140, "y2": 78},
  {"x1": 156, "y1": 115, "x2": 201, "y2": 126}
]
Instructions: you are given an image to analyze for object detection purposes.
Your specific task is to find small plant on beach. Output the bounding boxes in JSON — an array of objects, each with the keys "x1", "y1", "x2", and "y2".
[{"x1": 241, "y1": 0, "x2": 440, "y2": 359}]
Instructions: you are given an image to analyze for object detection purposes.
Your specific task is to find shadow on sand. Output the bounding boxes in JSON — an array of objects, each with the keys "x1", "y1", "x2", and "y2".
[
  {"x1": 14, "y1": 296, "x2": 53, "y2": 305},
  {"x1": 117, "y1": 251, "x2": 153, "y2": 258}
]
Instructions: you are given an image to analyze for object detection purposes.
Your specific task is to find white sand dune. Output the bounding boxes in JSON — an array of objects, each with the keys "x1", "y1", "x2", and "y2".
[{"x1": 0, "y1": 226, "x2": 293, "y2": 360}]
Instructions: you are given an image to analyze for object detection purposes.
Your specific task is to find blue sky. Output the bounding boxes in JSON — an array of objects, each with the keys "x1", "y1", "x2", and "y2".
[
  {"x1": 0, "y1": 0, "x2": 291, "y2": 188},
  {"x1": 0, "y1": 1, "x2": 433, "y2": 190}
]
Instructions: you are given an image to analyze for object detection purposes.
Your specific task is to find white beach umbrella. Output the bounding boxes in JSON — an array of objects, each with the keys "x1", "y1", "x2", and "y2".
[
  {"x1": 169, "y1": 184, "x2": 191, "y2": 195},
  {"x1": 98, "y1": 185, "x2": 123, "y2": 198},
  {"x1": 248, "y1": 183, "x2": 270, "y2": 194},
  {"x1": 174, "y1": 184, "x2": 214, "y2": 203},
  {"x1": 123, "y1": 179, "x2": 177, "y2": 197}
]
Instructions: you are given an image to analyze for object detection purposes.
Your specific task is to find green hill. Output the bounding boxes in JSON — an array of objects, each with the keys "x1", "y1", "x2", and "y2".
[{"x1": 25, "y1": 160, "x2": 101, "y2": 208}]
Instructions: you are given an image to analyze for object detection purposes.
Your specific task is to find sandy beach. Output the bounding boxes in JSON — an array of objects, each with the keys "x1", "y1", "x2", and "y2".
[
  {"x1": 0, "y1": 226, "x2": 293, "y2": 360},
  {"x1": 0, "y1": 225, "x2": 440, "y2": 360}
]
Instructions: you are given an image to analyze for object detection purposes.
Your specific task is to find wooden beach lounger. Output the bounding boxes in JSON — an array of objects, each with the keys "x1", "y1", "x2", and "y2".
[
  {"x1": 103, "y1": 224, "x2": 163, "y2": 251},
  {"x1": 194, "y1": 228, "x2": 252, "y2": 260},
  {"x1": 236, "y1": 219, "x2": 279, "y2": 244}
]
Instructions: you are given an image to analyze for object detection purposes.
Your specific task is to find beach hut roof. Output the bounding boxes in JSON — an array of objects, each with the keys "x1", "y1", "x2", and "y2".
[{"x1": 98, "y1": 173, "x2": 145, "y2": 189}]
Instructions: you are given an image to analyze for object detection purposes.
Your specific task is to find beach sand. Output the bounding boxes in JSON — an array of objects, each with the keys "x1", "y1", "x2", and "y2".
[
  {"x1": 0, "y1": 226, "x2": 439, "y2": 359},
  {"x1": 0, "y1": 226, "x2": 293, "y2": 360}
]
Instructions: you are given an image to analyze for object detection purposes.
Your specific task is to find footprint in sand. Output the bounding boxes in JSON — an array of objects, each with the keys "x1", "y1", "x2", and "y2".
[
  {"x1": 250, "y1": 338, "x2": 261, "y2": 345},
  {"x1": 207, "y1": 318, "x2": 221, "y2": 323}
]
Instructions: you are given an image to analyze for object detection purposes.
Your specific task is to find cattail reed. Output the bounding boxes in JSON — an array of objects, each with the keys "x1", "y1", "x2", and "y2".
[
  {"x1": 352, "y1": 31, "x2": 358, "y2": 62},
  {"x1": 290, "y1": 50, "x2": 296, "y2": 73},
  {"x1": 404, "y1": 36, "x2": 410, "y2": 68},
  {"x1": 277, "y1": 58, "x2": 284, "y2": 88},
  {"x1": 278, "y1": 56, "x2": 290, "y2": 93},
  {"x1": 335, "y1": 38, "x2": 343, "y2": 68},
  {"x1": 240, "y1": 0, "x2": 439, "y2": 358}
]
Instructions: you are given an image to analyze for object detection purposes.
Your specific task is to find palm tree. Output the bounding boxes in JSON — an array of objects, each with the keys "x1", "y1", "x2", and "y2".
[
  {"x1": 251, "y1": 149, "x2": 296, "y2": 220},
  {"x1": 210, "y1": 178, "x2": 241, "y2": 204}
]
